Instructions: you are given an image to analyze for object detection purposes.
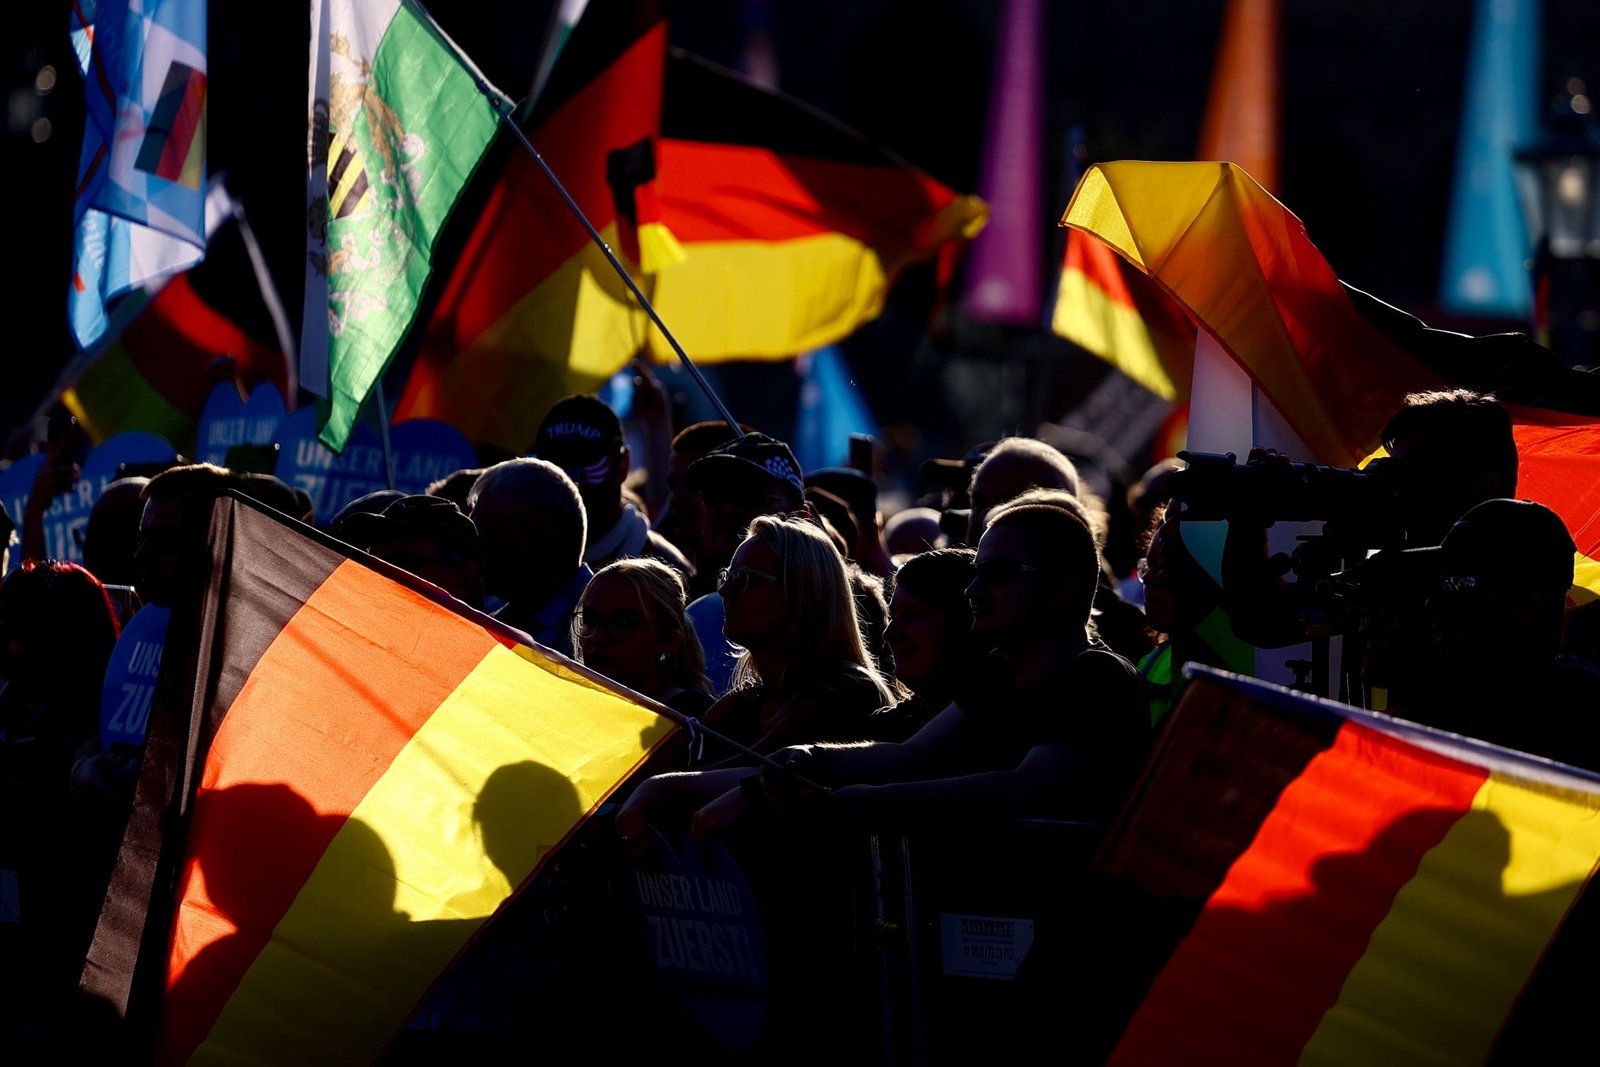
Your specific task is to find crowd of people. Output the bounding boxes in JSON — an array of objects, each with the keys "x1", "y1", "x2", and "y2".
[{"x1": 2, "y1": 379, "x2": 1597, "y2": 1057}]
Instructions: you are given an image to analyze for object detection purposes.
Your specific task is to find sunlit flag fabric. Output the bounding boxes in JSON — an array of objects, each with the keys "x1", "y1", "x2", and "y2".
[
  {"x1": 645, "y1": 50, "x2": 989, "y2": 365},
  {"x1": 1060, "y1": 160, "x2": 1600, "y2": 601},
  {"x1": 301, "y1": 0, "x2": 503, "y2": 452},
  {"x1": 1050, "y1": 231, "x2": 1195, "y2": 402},
  {"x1": 1095, "y1": 667, "x2": 1600, "y2": 1065},
  {"x1": 69, "y1": 0, "x2": 208, "y2": 351},
  {"x1": 394, "y1": 34, "x2": 987, "y2": 453},
  {"x1": 393, "y1": 0, "x2": 673, "y2": 454},
  {"x1": 80, "y1": 495, "x2": 674, "y2": 1064}
]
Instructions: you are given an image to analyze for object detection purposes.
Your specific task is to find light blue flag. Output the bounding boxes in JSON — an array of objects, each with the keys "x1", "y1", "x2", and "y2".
[
  {"x1": 1438, "y1": 0, "x2": 1539, "y2": 318},
  {"x1": 792, "y1": 346, "x2": 877, "y2": 473},
  {"x1": 69, "y1": 0, "x2": 208, "y2": 351}
]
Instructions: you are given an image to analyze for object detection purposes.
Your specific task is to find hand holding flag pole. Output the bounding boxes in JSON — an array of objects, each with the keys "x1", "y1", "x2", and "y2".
[{"x1": 410, "y1": 0, "x2": 746, "y2": 439}]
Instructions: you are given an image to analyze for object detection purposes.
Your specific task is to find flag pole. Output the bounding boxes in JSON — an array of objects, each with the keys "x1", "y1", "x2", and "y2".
[
  {"x1": 409, "y1": 0, "x2": 746, "y2": 439},
  {"x1": 373, "y1": 380, "x2": 397, "y2": 490}
]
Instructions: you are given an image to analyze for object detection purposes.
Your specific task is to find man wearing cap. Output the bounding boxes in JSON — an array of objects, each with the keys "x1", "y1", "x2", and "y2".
[
  {"x1": 683, "y1": 432, "x2": 807, "y2": 694},
  {"x1": 533, "y1": 395, "x2": 690, "y2": 579},
  {"x1": 468, "y1": 458, "x2": 591, "y2": 656},
  {"x1": 1400, "y1": 498, "x2": 1600, "y2": 769},
  {"x1": 338, "y1": 494, "x2": 486, "y2": 610}
]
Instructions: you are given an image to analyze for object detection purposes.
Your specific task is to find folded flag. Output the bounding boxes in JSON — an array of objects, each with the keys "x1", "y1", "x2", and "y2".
[
  {"x1": 1097, "y1": 666, "x2": 1600, "y2": 1065},
  {"x1": 301, "y1": 0, "x2": 503, "y2": 452},
  {"x1": 81, "y1": 495, "x2": 674, "y2": 1064},
  {"x1": 69, "y1": 0, "x2": 209, "y2": 351},
  {"x1": 1060, "y1": 161, "x2": 1600, "y2": 600}
]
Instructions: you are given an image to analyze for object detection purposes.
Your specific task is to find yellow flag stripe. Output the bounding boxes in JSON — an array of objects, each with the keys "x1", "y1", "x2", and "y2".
[
  {"x1": 647, "y1": 231, "x2": 890, "y2": 363},
  {"x1": 1299, "y1": 771, "x2": 1600, "y2": 1065},
  {"x1": 192, "y1": 642, "x2": 672, "y2": 1065},
  {"x1": 1052, "y1": 265, "x2": 1178, "y2": 400}
]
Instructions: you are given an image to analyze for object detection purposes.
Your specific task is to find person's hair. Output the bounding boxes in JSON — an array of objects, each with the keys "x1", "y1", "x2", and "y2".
[
  {"x1": 991, "y1": 487, "x2": 1107, "y2": 550},
  {"x1": 572, "y1": 557, "x2": 709, "y2": 694},
  {"x1": 731, "y1": 514, "x2": 894, "y2": 705},
  {"x1": 985, "y1": 503, "x2": 1100, "y2": 626},
  {"x1": 970, "y1": 437, "x2": 1082, "y2": 498},
  {"x1": 1381, "y1": 389, "x2": 1518, "y2": 494},
  {"x1": 848, "y1": 565, "x2": 893, "y2": 678},
  {"x1": 0, "y1": 560, "x2": 121, "y2": 737},
  {"x1": 143, "y1": 463, "x2": 312, "y2": 520},
  {"x1": 426, "y1": 468, "x2": 484, "y2": 510},
  {"x1": 671, "y1": 421, "x2": 746, "y2": 454},
  {"x1": 468, "y1": 457, "x2": 587, "y2": 568},
  {"x1": 890, "y1": 548, "x2": 978, "y2": 628}
]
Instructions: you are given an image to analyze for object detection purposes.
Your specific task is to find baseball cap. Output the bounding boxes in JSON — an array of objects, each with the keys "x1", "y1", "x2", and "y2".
[
  {"x1": 686, "y1": 432, "x2": 805, "y2": 499},
  {"x1": 339, "y1": 494, "x2": 484, "y2": 565},
  {"x1": 1405, "y1": 498, "x2": 1576, "y2": 594},
  {"x1": 534, "y1": 396, "x2": 624, "y2": 460}
]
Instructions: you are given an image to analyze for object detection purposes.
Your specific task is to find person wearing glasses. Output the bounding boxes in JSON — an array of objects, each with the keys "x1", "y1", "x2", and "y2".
[
  {"x1": 571, "y1": 557, "x2": 713, "y2": 718},
  {"x1": 626, "y1": 502, "x2": 1148, "y2": 845}
]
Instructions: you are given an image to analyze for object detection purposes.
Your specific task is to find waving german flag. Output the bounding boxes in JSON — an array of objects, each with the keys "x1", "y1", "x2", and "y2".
[
  {"x1": 83, "y1": 495, "x2": 672, "y2": 1064},
  {"x1": 1096, "y1": 668, "x2": 1600, "y2": 1065},
  {"x1": 395, "y1": 6, "x2": 985, "y2": 454}
]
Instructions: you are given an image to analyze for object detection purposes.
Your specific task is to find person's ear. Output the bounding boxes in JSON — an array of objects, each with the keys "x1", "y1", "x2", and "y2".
[{"x1": 616, "y1": 446, "x2": 631, "y2": 483}]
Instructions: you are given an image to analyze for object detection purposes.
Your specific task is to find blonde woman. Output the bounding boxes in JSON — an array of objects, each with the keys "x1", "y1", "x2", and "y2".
[{"x1": 571, "y1": 558, "x2": 713, "y2": 717}]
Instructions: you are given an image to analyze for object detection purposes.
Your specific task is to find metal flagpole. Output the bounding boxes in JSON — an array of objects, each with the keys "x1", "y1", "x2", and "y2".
[{"x1": 409, "y1": 0, "x2": 746, "y2": 438}]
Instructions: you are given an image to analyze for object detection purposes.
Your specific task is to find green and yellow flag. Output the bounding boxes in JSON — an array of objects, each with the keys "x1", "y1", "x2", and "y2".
[{"x1": 301, "y1": 0, "x2": 502, "y2": 452}]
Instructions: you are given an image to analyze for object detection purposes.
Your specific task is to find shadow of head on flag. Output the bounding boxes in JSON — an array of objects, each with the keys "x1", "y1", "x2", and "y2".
[{"x1": 78, "y1": 490, "x2": 676, "y2": 1063}]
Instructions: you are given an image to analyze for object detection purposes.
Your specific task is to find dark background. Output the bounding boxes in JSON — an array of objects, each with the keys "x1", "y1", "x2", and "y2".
[{"x1": 7, "y1": 0, "x2": 1600, "y2": 452}]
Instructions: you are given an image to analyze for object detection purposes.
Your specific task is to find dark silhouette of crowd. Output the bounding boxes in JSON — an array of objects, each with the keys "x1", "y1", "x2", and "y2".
[{"x1": 1, "y1": 378, "x2": 1595, "y2": 1062}]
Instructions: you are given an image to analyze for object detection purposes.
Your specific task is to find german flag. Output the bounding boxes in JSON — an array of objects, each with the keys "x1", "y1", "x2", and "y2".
[
  {"x1": 644, "y1": 50, "x2": 987, "y2": 365},
  {"x1": 1061, "y1": 161, "x2": 1600, "y2": 600},
  {"x1": 1095, "y1": 668, "x2": 1600, "y2": 1065},
  {"x1": 81, "y1": 495, "x2": 673, "y2": 1064},
  {"x1": 1050, "y1": 229, "x2": 1195, "y2": 402},
  {"x1": 62, "y1": 274, "x2": 285, "y2": 452},
  {"x1": 394, "y1": 19, "x2": 986, "y2": 454},
  {"x1": 393, "y1": 0, "x2": 670, "y2": 454}
]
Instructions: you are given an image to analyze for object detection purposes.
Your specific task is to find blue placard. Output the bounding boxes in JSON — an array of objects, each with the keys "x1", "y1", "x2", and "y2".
[
  {"x1": 197, "y1": 383, "x2": 286, "y2": 467},
  {"x1": 100, "y1": 604, "x2": 170, "y2": 750},
  {"x1": 623, "y1": 827, "x2": 768, "y2": 1050},
  {"x1": 387, "y1": 419, "x2": 478, "y2": 495},
  {"x1": 275, "y1": 410, "x2": 479, "y2": 523},
  {"x1": 12, "y1": 432, "x2": 177, "y2": 566},
  {"x1": 274, "y1": 407, "x2": 388, "y2": 522},
  {"x1": 0, "y1": 454, "x2": 44, "y2": 573}
]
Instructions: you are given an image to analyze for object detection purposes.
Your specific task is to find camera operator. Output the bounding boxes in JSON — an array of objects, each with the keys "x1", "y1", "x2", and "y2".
[
  {"x1": 1402, "y1": 499, "x2": 1600, "y2": 770},
  {"x1": 1216, "y1": 390, "x2": 1518, "y2": 702}
]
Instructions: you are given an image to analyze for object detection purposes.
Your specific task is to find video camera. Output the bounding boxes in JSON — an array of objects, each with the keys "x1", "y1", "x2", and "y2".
[{"x1": 1165, "y1": 450, "x2": 1403, "y2": 543}]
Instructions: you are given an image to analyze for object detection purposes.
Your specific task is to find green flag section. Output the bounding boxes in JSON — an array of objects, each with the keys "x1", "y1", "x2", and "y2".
[
  {"x1": 79, "y1": 494, "x2": 674, "y2": 1063},
  {"x1": 1097, "y1": 667, "x2": 1600, "y2": 1065},
  {"x1": 302, "y1": 0, "x2": 502, "y2": 453}
]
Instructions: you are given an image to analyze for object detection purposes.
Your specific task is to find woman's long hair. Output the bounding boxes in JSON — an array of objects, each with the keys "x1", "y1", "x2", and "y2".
[
  {"x1": 731, "y1": 515, "x2": 894, "y2": 706},
  {"x1": 572, "y1": 556, "x2": 709, "y2": 695}
]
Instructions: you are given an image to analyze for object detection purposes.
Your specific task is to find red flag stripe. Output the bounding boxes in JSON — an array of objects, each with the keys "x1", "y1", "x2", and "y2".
[
  {"x1": 1107, "y1": 721, "x2": 1490, "y2": 1066},
  {"x1": 158, "y1": 561, "x2": 499, "y2": 1064}
]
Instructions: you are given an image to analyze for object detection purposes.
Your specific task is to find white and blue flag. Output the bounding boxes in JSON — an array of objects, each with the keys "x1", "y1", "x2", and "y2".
[{"x1": 69, "y1": 0, "x2": 208, "y2": 351}]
